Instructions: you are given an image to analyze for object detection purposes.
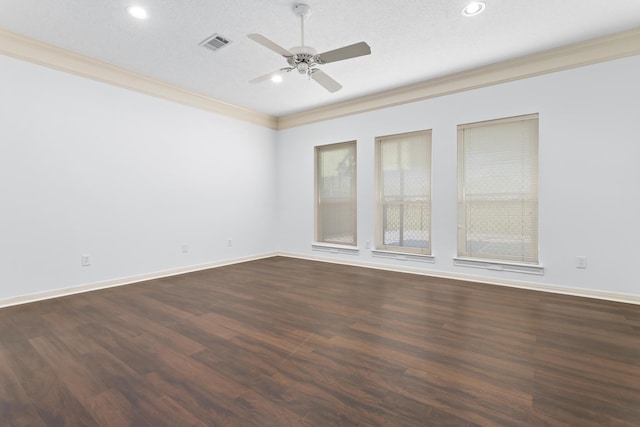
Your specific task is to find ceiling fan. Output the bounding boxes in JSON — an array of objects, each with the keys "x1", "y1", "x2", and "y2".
[{"x1": 247, "y1": 3, "x2": 371, "y2": 93}]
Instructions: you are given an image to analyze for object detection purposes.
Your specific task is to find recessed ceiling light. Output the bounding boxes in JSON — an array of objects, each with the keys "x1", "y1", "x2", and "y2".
[
  {"x1": 127, "y1": 5, "x2": 148, "y2": 20},
  {"x1": 462, "y1": 1, "x2": 486, "y2": 17},
  {"x1": 271, "y1": 75, "x2": 283, "y2": 83}
]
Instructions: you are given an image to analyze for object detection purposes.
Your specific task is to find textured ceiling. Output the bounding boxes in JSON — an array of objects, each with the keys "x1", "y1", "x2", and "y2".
[{"x1": 1, "y1": 0, "x2": 639, "y2": 116}]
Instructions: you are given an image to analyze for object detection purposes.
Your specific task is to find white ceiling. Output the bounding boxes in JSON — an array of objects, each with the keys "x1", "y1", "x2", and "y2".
[{"x1": 1, "y1": 0, "x2": 639, "y2": 117}]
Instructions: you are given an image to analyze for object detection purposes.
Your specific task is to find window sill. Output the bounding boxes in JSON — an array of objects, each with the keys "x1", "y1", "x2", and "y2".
[
  {"x1": 312, "y1": 242, "x2": 360, "y2": 255},
  {"x1": 372, "y1": 250, "x2": 435, "y2": 263},
  {"x1": 453, "y1": 257, "x2": 544, "y2": 275}
]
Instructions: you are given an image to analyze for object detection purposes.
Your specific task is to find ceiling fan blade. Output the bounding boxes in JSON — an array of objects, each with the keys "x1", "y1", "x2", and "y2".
[
  {"x1": 247, "y1": 34, "x2": 293, "y2": 57},
  {"x1": 316, "y1": 42, "x2": 371, "y2": 64},
  {"x1": 311, "y1": 70, "x2": 343, "y2": 93},
  {"x1": 249, "y1": 68, "x2": 291, "y2": 84}
]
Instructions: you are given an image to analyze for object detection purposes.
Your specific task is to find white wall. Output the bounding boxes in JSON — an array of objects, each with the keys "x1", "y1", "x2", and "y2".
[
  {"x1": 277, "y1": 55, "x2": 640, "y2": 297},
  {"x1": 2, "y1": 53, "x2": 639, "y2": 302},
  {"x1": 0, "y1": 55, "x2": 278, "y2": 300}
]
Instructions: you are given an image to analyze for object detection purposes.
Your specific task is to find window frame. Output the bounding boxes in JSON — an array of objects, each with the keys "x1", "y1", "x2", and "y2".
[
  {"x1": 375, "y1": 129, "x2": 433, "y2": 256},
  {"x1": 314, "y1": 141, "x2": 357, "y2": 247},
  {"x1": 456, "y1": 113, "x2": 540, "y2": 268}
]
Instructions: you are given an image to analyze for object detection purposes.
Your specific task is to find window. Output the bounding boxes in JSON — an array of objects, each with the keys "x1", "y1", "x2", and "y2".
[
  {"x1": 315, "y1": 141, "x2": 357, "y2": 246},
  {"x1": 457, "y1": 114, "x2": 539, "y2": 264},
  {"x1": 376, "y1": 130, "x2": 432, "y2": 255}
]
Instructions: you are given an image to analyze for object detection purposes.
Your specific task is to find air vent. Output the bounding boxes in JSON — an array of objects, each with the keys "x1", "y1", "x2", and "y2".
[{"x1": 200, "y1": 33, "x2": 231, "y2": 52}]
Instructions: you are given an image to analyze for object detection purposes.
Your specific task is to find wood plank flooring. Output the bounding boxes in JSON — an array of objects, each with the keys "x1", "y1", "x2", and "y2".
[{"x1": 1, "y1": 256, "x2": 639, "y2": 426}]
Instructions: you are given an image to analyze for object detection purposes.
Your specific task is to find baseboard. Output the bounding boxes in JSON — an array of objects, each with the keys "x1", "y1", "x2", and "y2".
[
  {"x1": 3, "y1": 251, "x2": 638, "y2": 308},
  {"x1": 276, "y1": 251, "x2": 640, "y2": 306},
  {"x1": 0, "y1": 252, "x2": 278, "y2": 309}
]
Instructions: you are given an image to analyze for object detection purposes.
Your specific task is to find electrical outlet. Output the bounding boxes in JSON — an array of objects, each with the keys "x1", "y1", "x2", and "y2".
[
  {"x1": 365, "y1": 240, "x2": 371, "y2": 249},
  {"x1": 576, "y1": 256, "x2": 587, "y2": 269},
  {"x1": 227, "y1": 239, "x2": 232, "y2": 247},
  {"x1": 181, "y1": 244, "x2": 189, "y2": 253},
  {"x1": 81, "y1": 255, "x2": 91, "y2": 267}
]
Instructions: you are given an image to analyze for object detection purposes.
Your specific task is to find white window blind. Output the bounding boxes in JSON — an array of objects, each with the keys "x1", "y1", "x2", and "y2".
[
  {"x1": 315, "y1": 141, "x2": 357, "y2": 246},
  {"x1": 457, "y1": 114, "x2": 539, "y2": 264},
  {"x1": 376, "y1": 130, "x2": 432, "y2": 254}
]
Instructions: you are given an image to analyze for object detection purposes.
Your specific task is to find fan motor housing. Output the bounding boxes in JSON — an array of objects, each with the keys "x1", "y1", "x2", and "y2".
[{"x1": 287, "y1": 46, "x2": 317, "y2": 69}]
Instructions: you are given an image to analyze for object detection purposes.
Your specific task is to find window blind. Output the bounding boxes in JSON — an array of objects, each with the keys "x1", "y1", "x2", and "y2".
[
  {"x1": 457, "y1": 114, "x2": 539, "y2": 264},
  {"x1": 376, "y1": 130, "x2": 432, "y2": 254},
  {"x1": 315, "y1": 141, "x2": 357, "y2": 245}
]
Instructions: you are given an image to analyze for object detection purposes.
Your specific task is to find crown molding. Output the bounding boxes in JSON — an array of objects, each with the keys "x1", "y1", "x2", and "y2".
[
  {"x1": 277, "y1": 27, "x2": 640, "y2": 129},
  {"x1": 0, "y1": 28, "x2": 279, "y2": 129},
  {"x1": 2, "y1": 27, "x2": 639, "y2": 131}
]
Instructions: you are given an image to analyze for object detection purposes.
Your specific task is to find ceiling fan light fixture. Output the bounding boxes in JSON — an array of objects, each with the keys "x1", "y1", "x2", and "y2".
[
  {"x1": 462, "y1": 1, "x2": 486, "y2": 17},
  {"x1": 297, "y1": 62, "x2": 309, "y2": 74},
  {"x1": 271, "y1": 74, "x2": 283, "y2": 83},
  {"x1": 126, "y1": 5, "x2": 148, "y2": 20}
]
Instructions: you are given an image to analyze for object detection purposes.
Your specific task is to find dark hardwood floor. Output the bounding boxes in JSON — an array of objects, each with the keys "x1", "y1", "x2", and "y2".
[{"x1": 1, "y1": 256, "x2": 639, "y2": 426}]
